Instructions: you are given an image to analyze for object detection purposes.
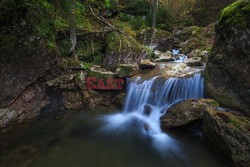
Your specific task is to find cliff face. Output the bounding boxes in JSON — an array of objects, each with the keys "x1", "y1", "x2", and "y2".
[{"x1": 205, "y1": 0, "x2": 250, "y2": 115}]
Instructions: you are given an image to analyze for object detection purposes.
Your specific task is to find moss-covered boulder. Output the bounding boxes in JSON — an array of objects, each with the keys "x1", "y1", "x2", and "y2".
[
  {"x1": 104, "y1": 31, "x2": 145, "y2": 70},
  {"x1": 205, "y1": 0, "x2": 250, "y2": 116},
  {"x1": 87, "y1": 66, "x2": 115, "y2": 80},
  {"x1": 203, "y1": 108, "x2": 250, "y2": 167},
  {"x1": 115, "y1": 64, "x2": 138, "y2": 77},
  {"x1": 160, "y1": 99, "x2": 219, "y2": 129},
  {"x1": 137, "y1": 27, "x2": 172, "y2": 46},
  {"x1": 179, "y1": 24, "x2": 215, "y2": 54}
]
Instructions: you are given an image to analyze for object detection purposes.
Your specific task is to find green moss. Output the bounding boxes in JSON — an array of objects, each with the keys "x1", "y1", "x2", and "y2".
[
  {"x1": 218, "y1": 0, "x2": 250, "y2": 30},
  {"x1": 115, "y1": 64, "x2": 137, "y2": 77},
  {"x1": 57, "y1": 39, "x2": 72, "y2": 57},
  {"x1": 54, "y1": 16, "x2": 69, "y2": 31},
  {"x1": 111, "y1": 19, "x2": 136, "y2": 37},
  {"x1": 87, "y1": 70, "x2": 114, "y2": 80}
]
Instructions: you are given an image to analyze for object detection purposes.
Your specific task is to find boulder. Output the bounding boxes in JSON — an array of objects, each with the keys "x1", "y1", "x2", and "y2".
[
  {"x1": 184, "y1": 57, "x2": 203, "y2": 67},
  {"x1": 0, "y1": 109, "x2": 19, "y2": 128},
  {"x1": 137, "y1": 27, "x2": 172, "y2": 46},
  {"x1": 203, "y1": 109, "x2": 250, "y2": 167},
  {"x1": 63, "y1": 91, "x2": 83, "y2": 110},
  {"x1": 139, "y1": 59, "x2": 156, "y2": 70},
  {"x1": 154, "y1": 51, "x2": 175, "y2": 62},
  {"x1": 177, "y1": 24, "x2": 215, "y2": 55},
  {"x1": 154, "y1": 39, "x2": 173, "y2": 52},
  {"x1": 160, "y1": 99, "x2": 219, "y2": 129},
  {"x1": 47, "y1": 73, "x2": 78, "y2": 90},
  {"x1": 205, "y1": 0, "x2": 250, "y2": 116},
  {"x1": 87, "y1": 66, "x2": 115, "y2": 80},
  {"x1": 112, "y1": 92, "x2": 126, "y2": 107},
  {"x1": 104, "y1": 31, "x2": 145, "y2": 70},
  {"x1": 115, "y1": 64, "x2": 138, "y2": 77}
]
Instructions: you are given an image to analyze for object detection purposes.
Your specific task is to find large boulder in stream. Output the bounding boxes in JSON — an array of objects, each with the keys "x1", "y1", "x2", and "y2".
[
  {"x1": 203, "y1": 108, "x2": 250, "y2": 167},
  {"x1": 205, "y1": 0, "x2": 250, "y2": 116},
  {"x1": 104, "y1": 31, "x2": 145, "y2": 70},
  {"x1": 160, "y1": 99, "x2": 219, "y2": 129}
]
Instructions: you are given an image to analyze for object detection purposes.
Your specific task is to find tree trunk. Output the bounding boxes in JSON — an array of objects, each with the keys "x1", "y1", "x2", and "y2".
[
  {"x1": 152, "y1": 0, "x2": 158, "y2": 28},
  {"x1": 69, "y1": 2, "x2": 77, "y2": 55}
]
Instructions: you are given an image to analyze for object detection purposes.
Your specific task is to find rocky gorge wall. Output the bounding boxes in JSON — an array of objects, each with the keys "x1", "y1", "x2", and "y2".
[{"x1": 205, "y1": 0, "x2": 250, "y2": 116}]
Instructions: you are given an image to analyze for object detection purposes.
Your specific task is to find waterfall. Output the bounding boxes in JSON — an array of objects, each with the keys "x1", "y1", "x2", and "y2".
[{"x1": 98, "y1": 73, "x2": 204, "y2": 153}]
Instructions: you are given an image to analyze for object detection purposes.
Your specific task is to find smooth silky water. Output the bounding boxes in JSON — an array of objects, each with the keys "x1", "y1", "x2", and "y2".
[{"x1": 0, "y1": 74, "x2": 224, "y2": 167}]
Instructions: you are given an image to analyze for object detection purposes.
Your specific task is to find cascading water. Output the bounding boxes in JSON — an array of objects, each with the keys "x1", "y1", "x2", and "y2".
[
  {"x1": 173, "y1": 49, "x2": 188, "y2": 62},
  {"x1": 98, "y1": 73, "x2": 204, "y2": 154}
]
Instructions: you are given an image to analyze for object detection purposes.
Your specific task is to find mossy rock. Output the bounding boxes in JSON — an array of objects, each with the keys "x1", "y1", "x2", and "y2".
[
  {"x1": 218, "y1": 0, "x2": 250, "y2": 31},
  {"x1": 104, "y1": 31, "x2": 145, "y2": 70},
  {"x1": 115, "y1": 64, "x2": 138, "y2": 77},
  {"x1": 87, "y1": 66, "x2": 115, "y2": 80},
  {"x1": 203, "y1": 109, "x2": 250, "y2": 166},
  {"x1": 205, "y1": 0, "x2": 250, "y2": 115},
  {"x1": 137, "y1": 27, "x2": 172, "y2": 45}
]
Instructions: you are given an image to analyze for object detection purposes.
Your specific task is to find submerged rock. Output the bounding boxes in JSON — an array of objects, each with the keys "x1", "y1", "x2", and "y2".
[
  {"x1": 203, "y1": 109, "x2": 250, "y2": 167},
  {"x1": 0, "y1": 109, "x2": 19, "y2": 128},
  {"x1": 160, "y1": 99, "x2": 218, "y2": 129},
  {"x1": 143, "y1": 104, "x2": 152, "y2": 116},
  {"x1": 139, "y1": 59, "x2": 156, "y2": 70},
  {"x1": 205, "y1": 0, "x2": 250, "y2": 116}
]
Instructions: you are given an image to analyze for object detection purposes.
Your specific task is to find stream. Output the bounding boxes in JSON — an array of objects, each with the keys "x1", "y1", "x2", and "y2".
[{"x1": 0, "y1": 73, "x2": 224, "y2": 167}]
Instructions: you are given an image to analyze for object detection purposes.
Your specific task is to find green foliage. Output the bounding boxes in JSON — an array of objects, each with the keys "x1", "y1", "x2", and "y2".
[
  {"x1": 81, "y1": 62, "x2": 92, "y2": 70},
  {"x1": 146, "y1": 6, "x2": 176, "y2": 31},
  {"x1": 188, "y1": 0, "x2": 235, "y2": 26},
  {"x1": 105, "y1": 0, "x2": 111, "y2": 8}
]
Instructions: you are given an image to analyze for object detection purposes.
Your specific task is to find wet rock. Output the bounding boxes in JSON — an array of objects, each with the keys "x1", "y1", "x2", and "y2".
[
  {"x1": 161, "y1": 99, "x2": 219, "y2": 129},
  {"x1": 154, "y1": 51, "x2": 175, "y2": 62},
  {"x1": 0, "y1": 83, "x2": 50, "y2": 127},
  {"x1": 83, "y1": 90, "x2": 113, "y2": 110},
  {"x1": 112, "y1": 93, "x2": 126, "y2": 107},
  {"x1": 139, "y1": 59, "x2": 156, "y2": 70},
  {"x1": 104, "y1": 31, "x2": 145, "y2": 70},
  {"x1": 205, "y1": 0, "x2": 250, "y2": 116},
  {"x1": 203, "y1": 108, "x2": 250, "y2": 167},
  {"x1": 0, "y1": 109, "x2": 19, "y2": 128},
  {"x1": 184, "y1": 57, "x2": 203, "y2": 66},
  {"x1": 143, "y1": 104, "x2": 152, "y2": 116},
  {"x1": 115, "y1": 64, "x2": 138, "y2": 77},
  {"x1": 63, "y1": 91, "x2": 83, "y2": 110}
]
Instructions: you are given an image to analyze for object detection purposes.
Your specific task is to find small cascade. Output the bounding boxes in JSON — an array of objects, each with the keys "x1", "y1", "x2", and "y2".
[
  {"x1": 99, "y1": 73, "x2": 204, "y2": 153},
  {"x1": 173, "y1": 49, "x2": 188, "y2": 62}
]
